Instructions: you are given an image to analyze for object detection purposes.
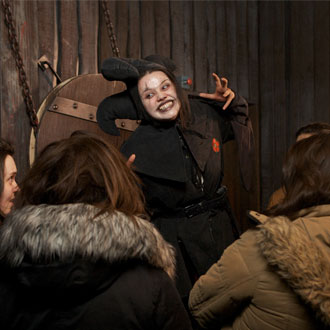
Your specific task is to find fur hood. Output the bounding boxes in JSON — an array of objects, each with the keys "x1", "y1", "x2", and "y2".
[
  {"x1": 256, "y1": 213, "x2": 330, "y2": 326},
  {"x1": 0, "y1": 203, "x2": 176, "y2": 280}
]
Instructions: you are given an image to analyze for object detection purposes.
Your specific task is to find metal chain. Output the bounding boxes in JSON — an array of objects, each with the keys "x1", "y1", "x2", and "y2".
[
  {"x1": 1, "y1": 0, "x2": 39, "y2": 136},
  {"x1": 101, "y1": 1, "x2": 120, "y2": 57}
]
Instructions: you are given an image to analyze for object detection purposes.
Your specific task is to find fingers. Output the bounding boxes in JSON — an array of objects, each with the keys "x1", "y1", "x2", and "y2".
[
  {"x1": 212, "y1": 73, "x2": 221, "y2": 86},
  {"x1": 199, "y1": 92, "x2": 216, "y2": 100},
  {"x1": 126, "y1": 154, "x2": 136, "y2": 168},
  {"x1": 212, "y1": 73, "x2": 228, "y2": 89},
  {"x1": 220, "y1": 77, "x2": 228, "y2": 89},
  {"x1": 222, "y1": 90, "x2": 235, "y2": 110}
]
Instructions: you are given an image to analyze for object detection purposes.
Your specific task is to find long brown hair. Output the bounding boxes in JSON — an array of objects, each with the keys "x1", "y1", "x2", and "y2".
[
  {"x1": 266, "y1": 132, "x2": 330, "y2": 219},
  {"x1": 17, "y1": 131, "x2": 147, "y2": 218}
]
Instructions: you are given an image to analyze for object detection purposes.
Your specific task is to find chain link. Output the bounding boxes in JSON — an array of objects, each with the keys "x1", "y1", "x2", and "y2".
[
  {"x1": 101, "y1": 1, "x2": 120, "y2": 57},
  {"x1": 1, "y1": 0, "x2": 39, "y2": 136},
  {"x1": 2, "y1": 0, "x2": 120, "y2": 136}
]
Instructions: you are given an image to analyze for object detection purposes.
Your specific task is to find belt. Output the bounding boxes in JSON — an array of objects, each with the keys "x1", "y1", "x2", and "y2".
[
  {"x1": 156, "y1": 186, "x2": 228, "y2": 219},
  {"x1": 183, "y1": 186, "x2": 228, "y2": 218}
]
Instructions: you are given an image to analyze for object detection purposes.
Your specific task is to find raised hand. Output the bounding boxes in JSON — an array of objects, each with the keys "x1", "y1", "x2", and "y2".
[{"x1": 199, "y1": 73, "x2": 235, "y2": 110}]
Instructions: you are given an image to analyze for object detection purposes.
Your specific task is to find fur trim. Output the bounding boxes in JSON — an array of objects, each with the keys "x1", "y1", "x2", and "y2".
[
  {"x1": 257, "y1": 216, "x2": 330, "y2": 326},
  {"x1": 0, "y1": 204, "x2": 176, "y2": 279}
]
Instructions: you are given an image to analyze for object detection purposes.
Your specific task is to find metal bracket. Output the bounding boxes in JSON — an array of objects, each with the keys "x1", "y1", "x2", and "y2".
[
  {"x1": 38, "y1": 55, "x2": 62, "y2": 85},
  {"x1": 49, "y1": 96, "x2": 140, "y2": 132}
]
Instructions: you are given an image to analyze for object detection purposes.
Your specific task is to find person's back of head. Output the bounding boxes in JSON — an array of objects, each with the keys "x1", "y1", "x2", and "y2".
[
  {"x1": 17, "y1": 131, "x2": 146, "y2": 218},
  {"x1": 295, "y1": 121, "x2": 330, "y2": 141},
  {"x1": 267, "y1": 132, "x2": 330, "y2": 219}
]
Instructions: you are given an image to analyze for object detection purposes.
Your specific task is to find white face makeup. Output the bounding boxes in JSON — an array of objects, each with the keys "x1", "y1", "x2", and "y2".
[
  {"x1": 0, "y1": 155, "x2": 19, "y2": 216},
  {"x1": 138, "y1": 71, "x2": 181, "y2": 121}
]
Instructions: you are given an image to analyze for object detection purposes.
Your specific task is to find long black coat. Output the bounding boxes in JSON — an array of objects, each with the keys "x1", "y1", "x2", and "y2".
[
  {"x1": 121, "y1": 94, "x2": 254, "y2": 298},
  {"x1": 0, "y1": 204, "x2": 192, "y2": 330}
]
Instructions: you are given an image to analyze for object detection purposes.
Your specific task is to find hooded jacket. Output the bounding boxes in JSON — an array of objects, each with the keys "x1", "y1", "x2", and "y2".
[
  {"x1": 189, "y1": 205, "x2": 330, "y2": 330},
  {"x1": 0, "y1": 203, "x2": 192, "y2": 330}
]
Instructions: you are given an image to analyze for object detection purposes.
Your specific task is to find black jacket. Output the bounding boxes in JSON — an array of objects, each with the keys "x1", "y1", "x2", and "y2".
[
  {"x1": 0, "y1": 204, "x2": 192, "y2": 330},
  {"x1": 120, "y1": 94, "x2": 254, "y2": 298}
]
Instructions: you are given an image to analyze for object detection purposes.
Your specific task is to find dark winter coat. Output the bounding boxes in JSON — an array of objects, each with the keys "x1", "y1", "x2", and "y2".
[
  {"x1": 0, "y1": 203, "x2": 193, "y2": 330},
  {"x1": 189, "y1": 205, "x2": 330, "y2": 330},
  {"x1": 120, "y1": 94, "x2": 254, "y2": 298}
]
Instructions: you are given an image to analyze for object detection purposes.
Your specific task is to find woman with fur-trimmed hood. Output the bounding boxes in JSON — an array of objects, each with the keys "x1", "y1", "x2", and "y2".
[
  {"x1": 189, "y1": 132, "x2": 330, "y2": 330},
  {"x1": 0, "y1": 131, "x2": 192, "y2": 330}
]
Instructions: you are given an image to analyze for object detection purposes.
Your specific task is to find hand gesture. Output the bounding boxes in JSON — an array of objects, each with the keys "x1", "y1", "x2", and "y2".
[
  {"x1": 126, "y1": 154, "x2": 136, "y2": 168},
  {"x1": 199, "y1": 73, "x2": 235, "y2": 110}
]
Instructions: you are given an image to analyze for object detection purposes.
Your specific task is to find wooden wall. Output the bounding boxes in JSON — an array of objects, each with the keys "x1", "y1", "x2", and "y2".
[{"x1": 1, "y1": 0, "x2": 329, "y2": 231}]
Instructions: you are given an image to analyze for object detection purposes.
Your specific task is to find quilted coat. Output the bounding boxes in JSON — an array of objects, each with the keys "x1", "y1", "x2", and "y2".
[{"x1": 189, "y1": 205, "x2": 330, "y2": 330}]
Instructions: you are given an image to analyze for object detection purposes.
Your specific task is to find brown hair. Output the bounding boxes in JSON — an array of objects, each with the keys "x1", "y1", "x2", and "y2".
[
  {"x1": 138, "y1": 67, "x2": 191, "y2": 128},
  {"x1": 17, "y1": 131, "x2": 147, "y2": 219},
  {"x1": 0, "y1": 139, "x2": 14, "y2": 194},
  {"x1": 295, "y1": 121, "x2": 330, "y2": 140},
  {"x1": 266, "y1": 132, "x2": 330, "y2": 219}
]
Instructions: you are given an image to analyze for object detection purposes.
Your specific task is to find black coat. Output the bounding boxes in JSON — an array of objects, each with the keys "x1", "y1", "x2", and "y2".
[
  {"x1": 121, "y1": 94, "x2": 254, "y2": 298},
  {"x1": 0, "y1": 204, "x2": 192, "y2": 330}
]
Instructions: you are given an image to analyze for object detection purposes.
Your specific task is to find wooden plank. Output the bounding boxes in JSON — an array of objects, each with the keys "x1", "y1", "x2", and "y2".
[
  {"x1": 235, "y1": 1, "x2": 249, "y2": 97},
  {"x1": 246, "y1": 0, "x2": 260, "y2": 219},
  {"x1": 223, "y1": 1, "x2": 237, "y2": 88},
  {"x1": 127, "y1": 0, "x2": 141, "y2": 58},
  {"x1": 193, "y1": 1, "x2": 207, "y2": 93},
  {"x1": 289, "y1": 2, "x2": 314, "y2": 134},
  {"x1": 259, "y1": 1, "x2": 288, "y2": 210},
  {"x1": 183, "y1": 1, "x2": 194, "y2": 89},
  {"x1": 169, "y1": 0, "x2": 184, "y2": 74},
  {"x1": 247, "y1": 1, "x2": 259, "y2": 105},
  {"x1": 206, "y1": 1, "x2": 217, "y2": 93},
  {"x1": 154, "y1": 1, "x2": 170, "y2": 59},
  {"x1": 78, "y1": 0, "x2": 99, "y2": 74},
  {"x1": 116, "y1": 0, "x2": 128, "y2": 57},
  {"x1": 57, "y1": 0, "x2": 79, "y2": 80},
  {"x1": 314, "y1": 2, "x2": 330, "y2": 123},
  {"x1": 140, "y1": 1, "x2": 155, "y2": 58},
  {"x1": 1, "y1": 0, "x2": 39, "y2": 181},
  {"x1": 215, "y1": 1, "x2": 228, "y2": 81},
  {"x1": 272, "y1": 0, "x2": 288, "y2": 187},
  {"x1": 223, "y1": 1, "x2": 260, "y2": 230},
  {"x1": 221, "y1": 2, "x2": 245, "y2": 227},
  {"x1": 259, "y1": 1, "x2": 279, "y2": 209},
  {"x1": 98, "y1": 0, "x2": 116, "y2": 66},
  {"x1": 37, "y1": 0, "x2": 57, "y2": 104}
]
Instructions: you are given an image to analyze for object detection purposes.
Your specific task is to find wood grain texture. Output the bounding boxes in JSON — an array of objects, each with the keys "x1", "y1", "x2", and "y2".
[
  {"x1": 140, "y1": 1, "x2": 155, "y2": 58},
  {"x1": 1, "y1": 0, "x2": 38, "y2": 182},
  {"x1": 154, "y1": 1, "x2": 170, "y2": 59},
  {"x1": 127, "y1": 0, "x2": 141, "y2": 58},
  {"x1": 78, "y1": 1, "x2": 99, "y2": 74},
  {"x1": 2, "y1": 0, "x2": 330, "y2": 230},
  {"x1": 37, "y1": 0, "x2": 57, "y2": 103},
  {"x1": 57, "y1": 0, "x2": 79, "y2": 80}
]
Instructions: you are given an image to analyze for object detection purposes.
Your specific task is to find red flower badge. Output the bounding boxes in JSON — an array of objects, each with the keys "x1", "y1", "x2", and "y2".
[{"x1": 212, "y1": 138, "x2": 220, "y2": 153}]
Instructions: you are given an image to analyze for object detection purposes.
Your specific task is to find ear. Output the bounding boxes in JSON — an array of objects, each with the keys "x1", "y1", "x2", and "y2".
[
  {"x1": 101, "y1": 57, "x2": 140, "y2": 82},
  {"x1": 144, "y1": 55, "x2": 176, "y2": 72},
  {"x1": 97, "y1": 90, "x2": 138, "y2": 136},
  {"x1": 101, "y1": 57, "x2": 165, "y2": 83}
]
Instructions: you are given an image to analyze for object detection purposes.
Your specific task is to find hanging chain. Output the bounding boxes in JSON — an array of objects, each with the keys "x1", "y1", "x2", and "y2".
[
  {"x1": 1, "y1": 0, "x2": 39, "y2": 136},
  {"x1": 101, "y1": 1, "x2": 120, "y2": 57}
]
